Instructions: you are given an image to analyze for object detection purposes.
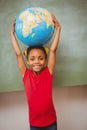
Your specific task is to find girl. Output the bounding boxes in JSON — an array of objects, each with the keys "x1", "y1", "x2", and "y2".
[{"x1": 10, "y1": 14, "x2": 61, "y2": 130}]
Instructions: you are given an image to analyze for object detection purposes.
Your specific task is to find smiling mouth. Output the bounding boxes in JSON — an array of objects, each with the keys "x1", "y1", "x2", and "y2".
[{"x1": 33, "y1": 65, "x2": 41, "y2": 69}]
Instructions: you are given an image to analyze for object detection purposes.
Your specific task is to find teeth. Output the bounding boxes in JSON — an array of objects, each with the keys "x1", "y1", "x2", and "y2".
[{"x1": 33, "y1": 65, "x2": 40, "y2": 69}]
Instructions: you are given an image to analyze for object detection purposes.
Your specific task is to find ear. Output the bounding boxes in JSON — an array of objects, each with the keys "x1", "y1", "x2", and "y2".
[
  {"x1": 26, "y1": 60, "x2": 30, "y2": 65},
  {"x1": 45, "y1": 58, "x2": 48, "y2": 65}
]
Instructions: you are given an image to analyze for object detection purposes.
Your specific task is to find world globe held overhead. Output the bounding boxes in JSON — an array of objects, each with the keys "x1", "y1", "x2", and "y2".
[{"x1": 15, "y1": 6, "x2": 55, "y2": 46}]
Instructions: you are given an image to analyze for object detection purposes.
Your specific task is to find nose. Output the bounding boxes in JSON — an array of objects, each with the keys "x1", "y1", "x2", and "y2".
[{"x1": 34, "y1": 58, "x2": 39, "y2": 63}]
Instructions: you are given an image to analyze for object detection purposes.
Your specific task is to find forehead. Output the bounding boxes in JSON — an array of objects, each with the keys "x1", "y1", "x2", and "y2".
[{"x1": 28, "y1": 49, "x2": 45, "y2": 56}]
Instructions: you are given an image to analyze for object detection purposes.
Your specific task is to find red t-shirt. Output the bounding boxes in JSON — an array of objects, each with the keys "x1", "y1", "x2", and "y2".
[{"x1": 23, "y1": 67, "x2": 57, "y2": 127}]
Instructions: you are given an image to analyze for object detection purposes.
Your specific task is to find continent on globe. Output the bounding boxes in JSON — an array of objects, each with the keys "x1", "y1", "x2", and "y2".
[{"x1": 15, "y1": 6, "x2": 55, "y2": 46}]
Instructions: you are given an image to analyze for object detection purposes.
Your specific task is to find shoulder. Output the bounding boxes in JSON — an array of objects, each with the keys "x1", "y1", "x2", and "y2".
[
  {"x1": 42, "y1": 66, "x2": 53, "y2": 77},
  {"x1": 22, "y1": 68, "x2": 31, "y2": 79}
]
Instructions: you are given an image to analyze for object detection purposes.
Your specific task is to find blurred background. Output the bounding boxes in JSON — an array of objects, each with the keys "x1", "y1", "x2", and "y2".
[
  {"x1": 0, "y1": 0, "x2": 87, "y2": 130},
  {"x1": 0, "y1": 0, "x2": 87, "y2": 92}
]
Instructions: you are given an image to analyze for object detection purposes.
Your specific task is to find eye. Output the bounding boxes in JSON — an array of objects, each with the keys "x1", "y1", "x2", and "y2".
[
  {"x1": 30, "y1": 58, "x2": 35, "y2": 61},
  {"x1": 39, "y1": 57, "x2": 44, "y2": 60}
]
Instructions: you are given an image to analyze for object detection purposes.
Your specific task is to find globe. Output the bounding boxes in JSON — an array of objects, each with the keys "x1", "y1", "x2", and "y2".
[{"x1": 15, "y1": 6, "x2": 54, "y2": 46}]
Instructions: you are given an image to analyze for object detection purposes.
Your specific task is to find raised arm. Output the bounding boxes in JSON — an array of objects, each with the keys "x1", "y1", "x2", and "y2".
[
  {"x1": 48, "y1": 14, "x2": 61, "y2": 74},
  {"x1": 10, "y1": 19, "x2": 26, "y2": 76}
]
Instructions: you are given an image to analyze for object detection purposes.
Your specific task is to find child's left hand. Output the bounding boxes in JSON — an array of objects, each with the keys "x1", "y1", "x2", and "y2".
[{"x1": 51, "y1": 13, "x2": 61, "y2": 31}]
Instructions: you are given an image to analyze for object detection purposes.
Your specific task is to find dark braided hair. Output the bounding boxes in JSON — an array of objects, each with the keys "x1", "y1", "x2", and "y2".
[{"x1": 25, "y1": 46, "x2": 47, "y2": 59}]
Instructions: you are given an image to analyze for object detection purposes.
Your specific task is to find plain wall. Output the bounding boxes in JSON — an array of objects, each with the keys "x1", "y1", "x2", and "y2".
[{"x1": 0, "y1": 0, "x2": 87, "y2": 92}]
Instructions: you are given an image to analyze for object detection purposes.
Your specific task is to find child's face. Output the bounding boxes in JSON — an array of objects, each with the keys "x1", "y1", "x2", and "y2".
[{"x1": 27, "y1": 49, "x2": 47, "y2": 74}]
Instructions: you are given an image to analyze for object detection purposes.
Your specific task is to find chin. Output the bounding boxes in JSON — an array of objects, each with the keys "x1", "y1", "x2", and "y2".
[{"x1": 33, "y1": 68, "x2": 42, "y2": 74}]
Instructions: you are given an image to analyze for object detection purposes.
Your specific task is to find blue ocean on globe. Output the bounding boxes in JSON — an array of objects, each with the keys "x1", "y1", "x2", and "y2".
[{"x1": 15, "y1": 6, "x2": 54, "y2": 46}]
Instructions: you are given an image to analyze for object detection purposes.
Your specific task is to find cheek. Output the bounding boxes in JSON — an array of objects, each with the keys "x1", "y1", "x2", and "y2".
[
  {"x1": 28, "y1": 61, "x2": 33, "y2": 65},
  {"x1": 41, "y1": 60, "x2": 47, "y2": 65}
]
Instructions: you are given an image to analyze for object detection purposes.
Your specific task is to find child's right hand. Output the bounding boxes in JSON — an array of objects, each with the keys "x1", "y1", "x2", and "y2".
[{"x1": 10, "y1": 19, "x2": 16, "y2": 34}]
